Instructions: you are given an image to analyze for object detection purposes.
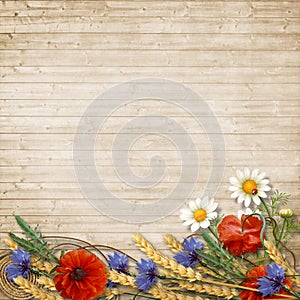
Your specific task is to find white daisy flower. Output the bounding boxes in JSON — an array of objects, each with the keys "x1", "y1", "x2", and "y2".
[
  {"x1": 238, "y1": 208, "x2": 262, "y2": 220},
  {"x1": 229, "y1": 168, "x2": 271, "y2": 207},
  {"x1": 180, "y1": 197, "x2": 218, "y2": 232},
  {"x1": 237, "y1": 208, "x2": 254, "y2": 219}
]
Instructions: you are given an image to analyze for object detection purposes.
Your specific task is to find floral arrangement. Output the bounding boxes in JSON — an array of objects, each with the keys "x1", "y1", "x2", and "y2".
[{"x1": 0, "y1": 168, "x2": 299, "y2": 300}]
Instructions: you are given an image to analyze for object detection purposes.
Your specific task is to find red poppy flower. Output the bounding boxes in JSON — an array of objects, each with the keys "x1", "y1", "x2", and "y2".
[
  {"x1": 54, "y1": 249, "x2": 107, "y2": 300},
  {"x1": 217, "y1": 214, "x2": 263, "y2": 256},
  {"x1": 240, "y1": 265, "x2": 293, "y2": 300}
]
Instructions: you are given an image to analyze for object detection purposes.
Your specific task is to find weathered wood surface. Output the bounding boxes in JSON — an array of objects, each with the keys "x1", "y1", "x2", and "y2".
[{"x1": 0, "y1": 2, "x2": 299, "y2": 298}]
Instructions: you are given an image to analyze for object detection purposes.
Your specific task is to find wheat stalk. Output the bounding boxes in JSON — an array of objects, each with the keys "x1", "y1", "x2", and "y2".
[
  {"x1": 105, "y1": 288, "x2": 137, "y2": 300},
  {"x1": 164, "y1": 234, "x2": 184, "y2": 252},
  {"x1": 4, "y1": 238, "x2": 18, "y2": 251},
  {"x1": 264, "y1": 240, "x2": 300, "y2": 287},
  {"x1": 37, "y1": 276, "x2": 56, "y2": 291},
  {"x1": 105, "y1": 288, "x2": 121, "y2": 300},
  {"x1": 133, "y1": 233, "x2": 203, "y2": 281},
  {"x1": 14, "y1": 276, "x2": 63, "y2": 300},
  {"x1": 178, "y1": 281, "x2": 239, "y2": 299},
  {"x1": 150, "y1": 283, "x2": 209, "y2": 300},
  {"x1": 31, "y1": 256, "x2": 55, "y2": 273},
  {"x1": 132, "y1": 233, "x2": 299, "y2": 297},
  {"x1": 108, "y1": 269, "x2": 136, "y2": 288}
]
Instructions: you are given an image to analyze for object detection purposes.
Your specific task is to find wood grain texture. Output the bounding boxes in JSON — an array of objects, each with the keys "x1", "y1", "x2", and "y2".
[{"x1": 0, "y1": 2, "x2": 299, "y2": 298}]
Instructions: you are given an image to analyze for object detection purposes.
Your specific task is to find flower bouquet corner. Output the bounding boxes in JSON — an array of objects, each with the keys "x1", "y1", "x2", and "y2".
[{"x1": 0, "y1": 167, "x2": 299, "y2": 300}]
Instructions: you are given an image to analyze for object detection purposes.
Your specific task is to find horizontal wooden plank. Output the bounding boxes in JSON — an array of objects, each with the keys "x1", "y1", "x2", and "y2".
[
  {"x1": 1, "y1": 66, "x2": 299, "y2": 83},
  {"x1": 1, "y1": 50, "x2": 300, "y2": 67},
  {"x1": 0, "y1": 116, "x2": 299, "y2": 134},
  {"x1": 0, "y1": 83, "x2": 299, "y2": 100},
  {"x1": 1, "y1": 33, "x2": 299, "y2": 50},
  {"x1": 0, "y1": 165, "x2": 298, "y2": 183},
  {"x1": 1, "y1": 100, "x2": 299, "y2": 117},
  {"x1": 1, "y1": 1, "x2": 299, "y2": 18},
  {"x1": 1, "y1": 16, "x2": 299, "y2": 34},
  {"x1": 1, "y1": 99, "x2": 300, "y2": 117},
  {"x1": 0, "y1": 148, "x2": 299, "y2": 165},
  {"x1": 1, "y1": 181, "x2": 299, "y2": 201},
  {"x1": 1, "y1": 134, "x2": 299, "y2": 151},
  {"x1": 0, "y1": 214, "x2": 299, "y2": 234}
]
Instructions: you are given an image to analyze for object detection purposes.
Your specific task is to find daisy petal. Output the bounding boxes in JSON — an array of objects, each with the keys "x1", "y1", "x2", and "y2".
[
  {"x1": 236, "y1": 170, "x2": 244, "y2": 180},
  {"x1": 229, "y1": 177, "x2": 240, "y2": 186},
  {"x1": 207, "y1": 203, "x2": 218, "y2": 213},
  {"x1": 195, "y1": 197, "x2": 202, "y2": 207},
  {"x1": 237, "y1": 210, "x2": 244, "y2": 219},
  {"x1": 199, "y1": 219, "x2": 210, "y2": 229},
  {"x1": 231, "y1": 191, "x2": 240, "y2": 198},
  {"x1": 251, "y1": 169, "x2": 259, "y2": 178},
  {"x1": 261, "y1": 185, "x2": 271, "y2": 192},
  {"x1": 252, "y1": 195, "x2": 261, "y2": 205},
  {"x1": 201, "y1": 196, "x2": 209, "y2": 207},
  {"x1": 189, "y1": 201, "x2": 197, "y2": 211},
  {"x1": 244, "y1": 195, "x2": 251, "y2": 207},
  {"x1": 183, "y1": 219, "x2": 196, "y2": 226},
  {"x1": 245, "y1": 208, "x2": 253, "y2": 215},
  {"x1": 208, "y1": 212, "x2": 217, "y2": 219},
  {"x1": 258, "y1": 190, "x2": 267, "y2": 198},
  {"x1": 191, "y1": 222, "x2": 200, "y2": 232},
  {"x1": 257, "y1": 172, "x2": 266, "y2": 181},
  {"x1": 229, "y1": 186, "x2": 239, "y2": 192},
  {"x1": 260, "y1": 179, "x2": 269, "y2": 185},
  {"x1": 180, "y1": 210, "x2": 193, "y2": 218},
  {"x1": 244, "y1": 168, "x2": 250, "y2": 178},
  {"x1": 237, "y1": 195, "x2": 245, "y2": 203}
]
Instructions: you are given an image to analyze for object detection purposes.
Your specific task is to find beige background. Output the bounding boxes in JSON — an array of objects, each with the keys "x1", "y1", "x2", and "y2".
[{"x1": 0, "y1": 0, "x2": 299, "y2": 295}]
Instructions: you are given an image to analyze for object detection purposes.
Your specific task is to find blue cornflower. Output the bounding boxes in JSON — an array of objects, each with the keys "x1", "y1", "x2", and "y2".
[
  {"x1": 258, "y1": 263, "x2": 286, "y2": 297},
  {"x1": 134, "y1": 258, "x2": 157, "y2": 292},
  {"x1": 5, "y1": 248, "x2": 31, "y2": 281},
  {"x1": 107, "y1": 251, "x2": 129, "y2": 287},
  {"x1": 107, "y1": 251, "x2": 128, "y2": 273},
  {"x1": 174, "y1": 237, "x2": 202, "y2": 268}
]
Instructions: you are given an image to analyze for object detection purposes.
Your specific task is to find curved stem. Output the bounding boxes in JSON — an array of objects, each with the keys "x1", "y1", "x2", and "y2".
[{"x1": 276, "y1": 218, "x2": 287, "y2": 248}]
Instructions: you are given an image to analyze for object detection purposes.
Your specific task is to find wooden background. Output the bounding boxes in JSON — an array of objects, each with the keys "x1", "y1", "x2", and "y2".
[{"x1": 0, "y1": 0, "x2": 299, "y2": 296}]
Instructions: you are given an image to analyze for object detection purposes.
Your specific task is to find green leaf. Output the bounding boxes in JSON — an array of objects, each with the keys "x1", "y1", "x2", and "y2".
[
  {"x1": 8, "y1": 232, "x2": 35, "y2": 251},
  {"x1": 201, "y1": 230, "x2": 219, "y2": 250}
]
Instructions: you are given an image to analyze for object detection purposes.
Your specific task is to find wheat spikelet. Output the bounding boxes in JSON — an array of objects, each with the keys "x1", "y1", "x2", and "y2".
[
  {"x1": 264, "y1": 240, "x2": 300, "y2": 287},
  {"x1": 105, "y1": 288, "x2": 137, "y2": 300},
  {"x1": 14, "y1": 276, "x2": 63, "y2": 300},
  {"x1": 231, "y1": 257, "x2": 247, "y2": 275},
  {"x1": 178, "y1": 281, "x2": 239, "y2": 299},
  {"x1": 108, "y1": 269, "x2": 136, "y2": 288},
  {"x1": 31, "y1": 257, "x2": 55, "y2": 274},
  {"x1": 164, "y1": 234, "x2": 184, "y2": 252},
  {"x1": 105, "y1": 288, "x2": 121, "y2": 300},
  {"x1": 37, "y1": 276, "x2": 56, "y2": 291},
  {"x1": 4, "y1": 238, "x2": 18, "y2": 251},
  {"x1": 150, "y1": 283, "x2": 209, "y2": 300},
  {"x1": 133, "y1": 233, "x2": 203, "y2": 281}
]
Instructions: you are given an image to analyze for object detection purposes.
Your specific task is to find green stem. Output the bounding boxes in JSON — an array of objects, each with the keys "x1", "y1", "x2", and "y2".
[
  {"x1": 281, "y1": 284, "x2": 300, "y2": 299},
  {"x1": 260, "y1": 197, "x2": 272, "y2": 219},
  {"x1": 208, "y1": 226, "x2": 218, "y2": 240},
  {"x1": 124, "y1": 292, "x2": 158, "y2": 299},
  {"x1": 276, "y1": 218, "x2": 287, "y2": 248},
  {"x1": 260, "y1": 197, "x2": 280, "y2": 244}
]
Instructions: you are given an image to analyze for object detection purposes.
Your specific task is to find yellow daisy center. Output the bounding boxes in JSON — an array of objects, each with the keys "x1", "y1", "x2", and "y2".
[
  {"x1": 194, "y1": 209, "x2": 207, "y2": 222},
  {"x1": 242, "y1": 180, "x2": 257, "y2": 194}
]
